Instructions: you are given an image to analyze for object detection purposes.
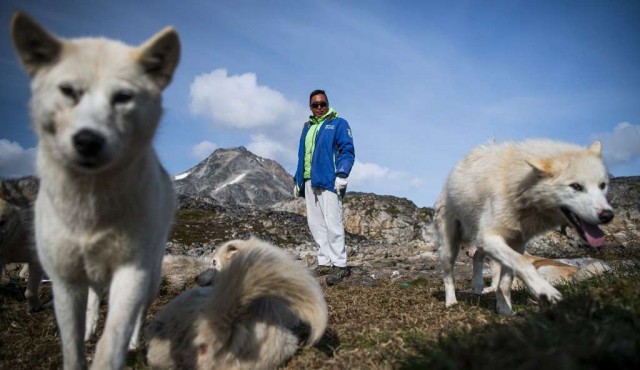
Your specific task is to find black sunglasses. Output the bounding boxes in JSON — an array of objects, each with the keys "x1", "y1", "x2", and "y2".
[{"x1": 310, "y1": 101, "x2": 328, "y2": 109}]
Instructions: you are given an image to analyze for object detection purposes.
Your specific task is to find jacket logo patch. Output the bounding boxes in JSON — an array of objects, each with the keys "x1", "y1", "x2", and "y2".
[{"x1": 324, "y1": 125, "x2": 335, "y2": 130}]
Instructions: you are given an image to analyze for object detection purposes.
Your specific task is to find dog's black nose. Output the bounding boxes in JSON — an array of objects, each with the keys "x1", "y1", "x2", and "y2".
[
  {"x1": 599, "y1": 209, "x2": 614, "y2": 224},
  {"x1": 73, "y1": 129, "x2": 105, "y2": 157}
]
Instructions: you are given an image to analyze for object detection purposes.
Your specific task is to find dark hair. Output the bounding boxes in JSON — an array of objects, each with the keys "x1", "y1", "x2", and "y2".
[{"x1": 309, "y1": 89, "x2": 328, "y2": 102}]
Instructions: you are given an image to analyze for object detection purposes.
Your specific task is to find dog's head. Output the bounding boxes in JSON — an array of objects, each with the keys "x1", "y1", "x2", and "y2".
[
  {"x1": 10, "y1": 12, "x2": 180, "y2": 173},
  {"x1": 195, "y1": 239, "x2": 251, "y2": 287},
  {"x1": 526, "y1": 141, "x2": 613, "y2": 247}
]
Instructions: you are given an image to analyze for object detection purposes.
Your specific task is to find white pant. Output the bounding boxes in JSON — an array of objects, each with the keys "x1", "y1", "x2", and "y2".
[{"x1": 304, "y1": 180, "x2": 347, "y2": 267}]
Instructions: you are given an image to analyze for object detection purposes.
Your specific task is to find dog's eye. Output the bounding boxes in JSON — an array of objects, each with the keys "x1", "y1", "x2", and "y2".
[
  {"x1": 569, "y1": 183, "x2": 584, "y2": 192},
  {"x1": 59, "y1": 84, "x2": 80, "y2": 102},
  {"x1": 599, "y1": 182, "x2": 607, "y2": 190},
  {"x1": 112, "y1": 90, "x2": 134, "y2": 105}
]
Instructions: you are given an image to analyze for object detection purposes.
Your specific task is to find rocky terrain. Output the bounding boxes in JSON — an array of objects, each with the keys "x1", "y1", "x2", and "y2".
[{"x1": 168, "y1": 147, "x2": 640, "y2": 284}]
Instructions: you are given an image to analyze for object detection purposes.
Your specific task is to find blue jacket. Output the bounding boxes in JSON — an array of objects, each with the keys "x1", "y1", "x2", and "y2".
[{"x1": 294, "y1": 114, "x2": 355, "y2": 197}]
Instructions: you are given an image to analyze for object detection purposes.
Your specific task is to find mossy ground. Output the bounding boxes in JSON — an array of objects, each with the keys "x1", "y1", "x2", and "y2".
[{"x1": 1, "y1": 250, "x2": 639, "y2": 369}]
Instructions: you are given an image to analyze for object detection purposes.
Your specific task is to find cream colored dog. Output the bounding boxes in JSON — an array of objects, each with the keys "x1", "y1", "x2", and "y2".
[
  {"x1": 146, "y1": 237, "x2": 328, "y2": 370},
  {"x1": 11, "y1": 12, "x2": 179, "y2": 369},
  {"x1": 437, "y1": 139, "x2": 613, "y2": 315}
]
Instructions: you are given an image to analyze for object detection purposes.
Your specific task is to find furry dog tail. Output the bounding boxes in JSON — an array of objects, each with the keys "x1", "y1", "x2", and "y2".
[{"x1": 206, "y1": 240, "x2": 328, "y2": 346}]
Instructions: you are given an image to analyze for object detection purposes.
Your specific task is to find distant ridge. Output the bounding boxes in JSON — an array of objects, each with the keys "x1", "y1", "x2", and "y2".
[{"x1": 173, "y1": 147, "x2": 293, "y2": 207}]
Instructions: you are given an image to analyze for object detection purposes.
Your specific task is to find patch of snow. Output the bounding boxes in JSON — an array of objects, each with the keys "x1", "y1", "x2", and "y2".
[
  {"x1": 174, "y1": 172, "x2": 190, "y2": 180},
  {"x1": 214, "y1": 172, "x2": 247, "y2": 192}
]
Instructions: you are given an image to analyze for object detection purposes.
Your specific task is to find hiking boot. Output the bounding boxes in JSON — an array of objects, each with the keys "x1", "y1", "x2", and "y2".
[
  {"x1": 326, "y1": 266, "x2": 350, "y2": 286},
  {"x1": 313, "y1": 265, "x2": 333, "y2": 277}
]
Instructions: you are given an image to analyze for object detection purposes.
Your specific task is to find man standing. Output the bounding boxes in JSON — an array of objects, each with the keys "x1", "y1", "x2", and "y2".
[{"x1": 294, "y1": 90, "x2": 355, "y2": 286}]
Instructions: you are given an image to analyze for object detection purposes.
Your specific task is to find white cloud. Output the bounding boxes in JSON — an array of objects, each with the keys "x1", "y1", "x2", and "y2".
[
  {"x1": 349, "y1": 160, "x2": 395, "y2": 184},
  {"x1": 0, "y1": 139, "x2": 36, "y2": 178},
  {"x1": 593, "y1": 122, "x2": 640, "y2": 166},
  {"x1": 189, "y1": 69, "x2": 304, "y2": 128},
  {"x1": 349, "y1": 160, "x2": 423, "y2": 188},
  {"x1": 191, "y1": 140, "x2": 217, "y2": 160},
  {"x1": 247, "y1": 134, "x2": 297, "y2": 165},
  {"x1": 409, "y1": 178, "x2": 426, "y2": 188}
]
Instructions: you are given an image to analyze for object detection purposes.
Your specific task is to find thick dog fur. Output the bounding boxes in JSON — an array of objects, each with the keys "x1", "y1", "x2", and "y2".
[
  {"x1": 0, "y1": 176, "x2": 46, "y2": 312},
  {"x1": 11, "y1": 12, "x2": 179, "y2": 369},
  {"x1": 146, "y1": 238, "x2": 328, "y2": 370},
  {"x1": 161, "y1": 254, "x2": 212, "y2": 293},
  {"x1": 437, "y1": 139, "x2": 614, "y2": 315}
]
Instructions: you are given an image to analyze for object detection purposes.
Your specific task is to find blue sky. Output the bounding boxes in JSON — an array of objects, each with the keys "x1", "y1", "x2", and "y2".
[{"x1": 1, "y1": 0, "x2": 639, "y2": 207}]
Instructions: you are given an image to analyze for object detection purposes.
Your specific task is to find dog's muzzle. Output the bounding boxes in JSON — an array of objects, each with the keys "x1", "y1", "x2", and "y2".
[
  {"x1": 73, "y1": 129, "x2": 105, "y2": 168},
  {"x1": 195, "y1": 268, "x2": 216, "y2": 287},
  {"x1": 561, "y1": 206, "x2": 613, "y2": 248}
]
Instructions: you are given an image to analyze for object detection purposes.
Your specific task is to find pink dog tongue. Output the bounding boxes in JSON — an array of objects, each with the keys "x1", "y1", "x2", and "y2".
[{"x1": 580, "y1": 220, "x2": 605, "y2": 247}]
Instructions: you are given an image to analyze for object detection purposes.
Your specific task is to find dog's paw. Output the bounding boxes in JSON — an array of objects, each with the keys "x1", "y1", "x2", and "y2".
[
  {"x1": 496, "y1": 304, "x2": 513, "y2": 316},
  {"x1": 26, "y1": 304, "x2": 43, "y2": 314},
  {"x1": 41, "y1": 300, "x2": 53, "y2": 309},
  {"x1": 470, "y1": 282, "x2": 485, "y2": 295},
  {"x1": 444, "y1": 298, "x2": 458, "y2": 308},
  {"x1": 539, "y1": 288, "x2": 563, "y2": 305},
  {"x1": 482, "y1": 286, "x2": 497, "y2": 294}
]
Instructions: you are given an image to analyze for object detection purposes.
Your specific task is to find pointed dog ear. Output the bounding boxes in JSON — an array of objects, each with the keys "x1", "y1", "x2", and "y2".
[
  {"x1": 526, "y1": 157, "x2": 557, "y2": 178},
  {"x1": 10, "y1": 12, "x2": 62, "y2": 77},
  {"x1": 135, "y1": 27, "x2": 180, "y2": 89},
  {"x1": 588, "y1": 141, "x2": 602, "y2": 157},
  {"x1": 224, "y1": 243, "x2": 239, "y2": 261}
]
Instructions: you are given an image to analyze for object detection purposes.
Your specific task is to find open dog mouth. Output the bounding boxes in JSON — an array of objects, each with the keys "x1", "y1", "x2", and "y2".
[{"x1": 561, "y1": 207, "x2": 605, "y2": 247}]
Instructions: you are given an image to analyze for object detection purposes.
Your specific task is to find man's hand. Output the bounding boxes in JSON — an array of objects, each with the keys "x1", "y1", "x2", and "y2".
[
  {"x1": 335, "y1": 176, "x2": 348, "y2": 193},
  {"x1": 293, "y1": 184, "x2": 300, "y2": 197}
]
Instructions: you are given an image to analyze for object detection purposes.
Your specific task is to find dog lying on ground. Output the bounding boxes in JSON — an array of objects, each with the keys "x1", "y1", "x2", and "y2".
[
  {"x1": 0, "y1": 176, "x2": 47, "y2": 312},
  {"x1": 436, "y1": 139, "x2": 614, "y2": 315},
  {"x1": 11, "y1": 12, "x2": 179, "y2": 369},
  {"x1": 146, "y1": 237, "x2": 328, "y2": 370},
  {"x1": 465, "y1": 246, "x2": 611, "y2": 292}
]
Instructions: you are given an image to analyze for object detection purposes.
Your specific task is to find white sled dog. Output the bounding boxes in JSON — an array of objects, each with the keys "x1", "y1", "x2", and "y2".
[
  {"x1": 146, "y1": 238, "x2": 328, "y2": 370},
  {"x1": 11, "y1": 12, "x2": 179, "y2": 369},
  {"x1": 437, "y1": 139, "x2": 614, "y2": 315}
]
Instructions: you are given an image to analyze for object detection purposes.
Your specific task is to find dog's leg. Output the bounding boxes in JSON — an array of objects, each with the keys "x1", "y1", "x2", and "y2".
[
  {"x1": 128, "y1": 260, "x2": 162, "y2": 350},
  {"x1": 52, "y1": 280, "x2": 88, "y2": 370},
  {"x1": 439, "y1": 217, "x2": 461, "y2": 307},
  {"x1": 128, "y1": 307, "x2": 145, "y2": 351},
  {"x1": 25, "y1": 262, "x2": 44, "y2": 313},
  {"x1": 482, "y1": 259, "x2": 500, "y2": 294},
  {"x1": 91, "y1": 266, "x2": 150, "y2": 369},
  {"x1": 480, "y1": 234, "x2": 562, "y2": 307},
  {"x1": 495, "y1": 264, "x2": 515, "y2": 315},
  {"x1": 470, "y1": 248, "x2": 485, "y2": 294},
  {"x1": 84, "y1": 287, "x2": 101, "y2": 342},
  {"x1": 19, "y1": 263, "x2": 30, "y2": 279}
]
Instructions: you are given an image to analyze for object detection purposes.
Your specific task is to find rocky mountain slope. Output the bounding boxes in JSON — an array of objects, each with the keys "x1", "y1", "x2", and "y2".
[{"x1": 173, "y1": 147, "x2": 293, "y2": 207}]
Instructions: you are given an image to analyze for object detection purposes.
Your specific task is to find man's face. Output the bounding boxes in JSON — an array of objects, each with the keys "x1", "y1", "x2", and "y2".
[{"x1": 309, "y1": 94, "x2": 329, "y2": 118}]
